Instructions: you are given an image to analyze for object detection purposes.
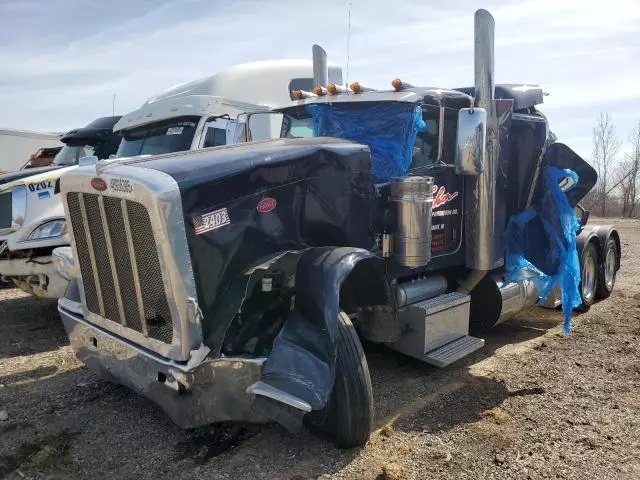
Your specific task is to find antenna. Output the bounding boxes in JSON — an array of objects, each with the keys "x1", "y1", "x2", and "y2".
[
  {"x1": 346, "y1": 0, "x2": 352, "y2": 86},
  {"x1": 112, "y1": 94, "x2": 116, "y2": 115}
]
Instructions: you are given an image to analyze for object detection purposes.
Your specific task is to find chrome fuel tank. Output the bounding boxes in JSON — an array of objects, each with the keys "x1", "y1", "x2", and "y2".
[{"x1": 390, "y1": 176, "x2": 434, "y2": 268}]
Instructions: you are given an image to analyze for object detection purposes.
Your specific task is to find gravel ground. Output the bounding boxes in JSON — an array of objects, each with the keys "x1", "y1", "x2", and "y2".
[{"x1": 0, "y1": 218, "x2": 638, "y2": 480}]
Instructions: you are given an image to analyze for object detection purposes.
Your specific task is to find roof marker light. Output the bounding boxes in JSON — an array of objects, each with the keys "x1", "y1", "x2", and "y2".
[
  {"x1": 312, "y1": 86, "x2": 328, "y2": 96},
  {"x1": 327, "y1": 83, "x2": 350, "y2": 95},
  {"x1": 292, "y1": 90, "x2": 318, "y2": 100},
  {"x1": 391, "y1": 79, "x2": 414, "y2": 91},
  {"x1": 350, "y1": 82, "x2": 375, "y2": 94}
]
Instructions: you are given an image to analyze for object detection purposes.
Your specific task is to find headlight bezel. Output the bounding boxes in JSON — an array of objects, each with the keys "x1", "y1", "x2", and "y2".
[{"x1": 26, "y1": 218, "x2": 68, "y2": 241}]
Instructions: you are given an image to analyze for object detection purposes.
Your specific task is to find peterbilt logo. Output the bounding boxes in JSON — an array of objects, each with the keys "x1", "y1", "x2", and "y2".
[
  {"x1": 91, "y1": 177, "x2": 107, "y2": 191},
  {"x1": 432, "y1": 185, "x2": 459, "y2": 209},
  {"x1": 257, "y1": 197, "x2": 277, "y2": 213}
]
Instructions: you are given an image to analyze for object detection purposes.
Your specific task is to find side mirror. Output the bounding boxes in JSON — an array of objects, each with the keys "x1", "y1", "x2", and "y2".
[
  {"x1": 246, "y1": 112, "x2": 284, "y2": 142},
  {"x1": 78, "y1": 155, "x2": 98, "y2": 166},
  {"x1": 454, "y1": 108, "x2": 487, "y2": 175},
  {"x1": 575, "y1": 203, "x2": 590, "y2": 228}
]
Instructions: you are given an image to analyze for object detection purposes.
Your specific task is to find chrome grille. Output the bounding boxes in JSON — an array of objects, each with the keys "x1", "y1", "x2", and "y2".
[
  {"x1": 67, "y1": 192, "x2": 173, "y2": 343},
  {"x1": 0, "y1": 192, "x2": 11, "y2": 229}
]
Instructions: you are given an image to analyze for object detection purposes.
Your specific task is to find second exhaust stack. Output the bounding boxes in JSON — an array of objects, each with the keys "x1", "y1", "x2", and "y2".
[{"x1": 465, "y1": 9, "x2": 503, "y2": 270}]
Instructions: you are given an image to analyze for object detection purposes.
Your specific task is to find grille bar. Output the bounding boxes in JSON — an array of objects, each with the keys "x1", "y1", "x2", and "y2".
[
  {"x1": 98, "y1": 196, "x2": 127, "y2": 326},
  {"x1": 67, "y1": 191, "x2": 173, "y2": 345},
  {"x1": 122, "y1": 199, "x2": 149, "y2": 337},
  {"x1": 78, "y1": 193, "x2": 105, "y2": 317}
]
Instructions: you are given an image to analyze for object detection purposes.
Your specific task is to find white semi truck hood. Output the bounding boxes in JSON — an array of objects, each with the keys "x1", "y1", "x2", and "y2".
[{"x1": 0, "y1": 165, "x2": 76, "y2": 251}]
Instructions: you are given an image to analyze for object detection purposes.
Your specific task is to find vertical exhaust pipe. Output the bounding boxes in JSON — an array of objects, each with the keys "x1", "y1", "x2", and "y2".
[
  {"x1": 474, "y1": 9, "x2": 495, "y2": 106},
  {"x1": 312, "y1": 44, "x2": 328, "y2": 88},
  {"x1": 464, "y1": 9, "x2": 502, "y2": 271}
]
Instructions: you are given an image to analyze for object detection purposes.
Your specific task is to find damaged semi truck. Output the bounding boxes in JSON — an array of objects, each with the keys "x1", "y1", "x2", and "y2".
[{"x1": 56, "y1": 9, "x2": 620, "y2": 448}]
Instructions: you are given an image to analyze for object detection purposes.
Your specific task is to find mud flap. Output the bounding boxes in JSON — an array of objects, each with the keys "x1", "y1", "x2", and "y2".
[{"x1": 251, "y1": 247, "x2": 375, "y2": 423}]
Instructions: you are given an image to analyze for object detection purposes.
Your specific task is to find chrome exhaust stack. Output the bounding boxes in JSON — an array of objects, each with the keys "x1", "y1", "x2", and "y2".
[
  {"x1": 312, "y1": 44, "x2": 329, "y2": 88},
  {"x1": 464, "y1": 9, "x2": 503, "y2": 271},
  {"x1": 474, "y1": 9, "x2": 495, "y2": 108}
]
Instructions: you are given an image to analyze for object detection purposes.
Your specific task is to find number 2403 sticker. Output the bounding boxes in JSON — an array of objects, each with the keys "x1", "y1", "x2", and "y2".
[{"x1": 194, "y1": 208, "x2": 230, "y2": 235}]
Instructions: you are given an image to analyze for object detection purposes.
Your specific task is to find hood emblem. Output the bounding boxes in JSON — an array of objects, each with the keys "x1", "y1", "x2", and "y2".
[
  {"x1": 257, "y1": 197, "x2": 277, "y2": 213},
  {"x1": 91, "y1": 177, "x2": 107, "y2": 191}
]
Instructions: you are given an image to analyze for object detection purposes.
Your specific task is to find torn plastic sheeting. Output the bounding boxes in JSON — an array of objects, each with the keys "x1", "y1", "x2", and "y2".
[
  {"x1": 505, "y1": 167, "x2": 581, "y2": 336},
  {"x1": 307, "y1": 103, "x2": 426, "y2": 182},
  {"x1": 257, "y1": 247, "x2": 375, "y2": 410}
]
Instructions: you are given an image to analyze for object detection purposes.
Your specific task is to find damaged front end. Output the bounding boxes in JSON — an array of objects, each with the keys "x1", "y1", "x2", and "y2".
[{"x1": 58, "y1": 140, "x2": 380, "y2": 433}]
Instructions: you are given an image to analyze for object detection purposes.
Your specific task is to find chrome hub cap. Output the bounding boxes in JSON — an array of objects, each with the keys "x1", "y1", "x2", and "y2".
[
  {"x1": 582, "y1": 254, "x2": 596, "y2": 302},
  {"x1": 604, "y1": 247, "x2": 616, "y2": 289}
]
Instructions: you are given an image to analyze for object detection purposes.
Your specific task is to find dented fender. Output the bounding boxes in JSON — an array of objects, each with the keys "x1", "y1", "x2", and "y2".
[{"x1": 257, "y1": 247, "x2": 377, "y2": 410}]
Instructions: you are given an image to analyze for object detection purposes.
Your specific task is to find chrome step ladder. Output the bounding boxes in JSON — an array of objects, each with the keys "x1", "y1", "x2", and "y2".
[{"x1": 387, "y1": 291, "x2": 485, "y2": 367}]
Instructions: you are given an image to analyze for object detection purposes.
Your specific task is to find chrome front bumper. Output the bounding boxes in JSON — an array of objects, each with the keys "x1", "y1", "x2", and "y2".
[
  {"x1": 0, "y1": 255, "x2": 69, "y2": 298},
  {"x1": 59, "y1": 303, "x2": 269, "y2": 428}
]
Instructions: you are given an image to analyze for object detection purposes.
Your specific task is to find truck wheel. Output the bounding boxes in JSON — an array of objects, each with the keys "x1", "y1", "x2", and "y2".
[
  {"x1": 304, "y1": 312, "x2": 373, "y2": 448},
  {"x1": 596, "y1": 237, "x2": 617, "y2": 299},
  {"x1": 577, "y1": 242, "x2": 598, "y2": 312}
]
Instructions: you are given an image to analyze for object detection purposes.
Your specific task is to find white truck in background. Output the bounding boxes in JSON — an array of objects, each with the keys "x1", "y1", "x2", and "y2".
[
  {"x1": 1, "y1": 58, "x2": 343, "y2": 299},
  {"x1": 0, "y1": 129, "x2": 63, "y2": 173}
]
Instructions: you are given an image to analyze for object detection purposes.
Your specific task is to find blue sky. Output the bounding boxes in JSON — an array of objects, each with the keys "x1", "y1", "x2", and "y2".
[{"x1": 1, "y1": 0, "x2": 639, "y2": 159}]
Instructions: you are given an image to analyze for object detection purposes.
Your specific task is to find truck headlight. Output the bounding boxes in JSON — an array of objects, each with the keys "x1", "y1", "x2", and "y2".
[{"x1": 27, "y1": 219, "x2": 68, "y2": 241}]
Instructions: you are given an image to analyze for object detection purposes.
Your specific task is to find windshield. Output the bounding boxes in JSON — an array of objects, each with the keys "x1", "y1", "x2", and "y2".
[
  {"x1": 116, "y1": 116, "x2": 200, "y2": 158},
  {"x1": 53, "y1": 145, "x2": 96, "y2": 166},
  {"x1": 280, "y1": 103, "x2": 445, "y2": 180},
  {"x1": 281, "y1": 116, "x2": 313, "y2": 138},
  {"x1": 281, "y1": 107, "x2": 447, "y2": 170}
]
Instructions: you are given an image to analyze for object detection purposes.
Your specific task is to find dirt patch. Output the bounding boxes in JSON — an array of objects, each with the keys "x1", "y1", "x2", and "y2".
[
  {"x1": 0, "y1": 218, "x2": 639, "y2": 479},
  {"x1": 0, "y1": 430, "x2": 77, "y2": 478}
]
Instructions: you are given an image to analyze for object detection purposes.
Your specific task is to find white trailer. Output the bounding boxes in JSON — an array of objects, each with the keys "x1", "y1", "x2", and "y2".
[{"x1": 0, "y1": 129, "x2": 63, "y2": 172}]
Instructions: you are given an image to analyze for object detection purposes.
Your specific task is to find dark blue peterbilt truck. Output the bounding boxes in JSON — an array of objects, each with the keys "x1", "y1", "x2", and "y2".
[{"x1": 56, "y1": 10, "x2": 619, "y2": 448}]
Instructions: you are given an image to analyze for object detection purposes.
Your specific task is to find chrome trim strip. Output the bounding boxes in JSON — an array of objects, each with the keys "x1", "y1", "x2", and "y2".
[
  {"x1": 121, "y1": 198, "x2": 149, "y2": 337},
  {"x1": 59, "y1": 296, "x2": 83, "y2": 315},
  {"x1": 525, "y1": 111, "x2": 550, "y2": 208},
  {"x1": 98, "y1": 196, "x2": 127, "y2": 326},
  {"x1": 78, "y1": 193, "x2": 105, "y2": 317},
  {"x1": 436, "y1": 106, "x2": 445, "y2": 164}
]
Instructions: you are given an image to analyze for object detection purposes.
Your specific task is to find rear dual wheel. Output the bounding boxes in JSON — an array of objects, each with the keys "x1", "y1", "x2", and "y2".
[
  {"x1": 578, "y1": 243, "x2": 598, "y2": 312},
  {"x1": 596, "y1": 237, "x2": 618, "y2": 299}
]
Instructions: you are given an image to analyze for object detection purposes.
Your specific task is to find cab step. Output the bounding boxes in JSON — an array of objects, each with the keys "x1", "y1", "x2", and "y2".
[{"x1": 423, "y1": 335, "x2": 485, "y2": 367}]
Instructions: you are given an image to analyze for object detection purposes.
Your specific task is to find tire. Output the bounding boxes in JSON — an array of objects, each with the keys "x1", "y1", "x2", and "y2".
[
  {"x1": 596, "y1": 237, "x2": 617, "y2": 299},
  {"x1": 304, "y1": 312, "x2": 374, "y2": 448},
  {"x1": 577, "y1": 242, "x2": 598, "y2": 312}
]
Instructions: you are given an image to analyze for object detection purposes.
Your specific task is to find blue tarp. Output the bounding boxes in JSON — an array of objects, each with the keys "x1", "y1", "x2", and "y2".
[
  {"x1": 307, "y1": 103, "x2": 426, "y2": 182},
  {"x1": 505, "y1": 167, "x2": 582, "y2": 335}
]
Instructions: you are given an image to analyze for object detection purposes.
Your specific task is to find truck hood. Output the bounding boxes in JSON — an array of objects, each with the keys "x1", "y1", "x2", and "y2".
[{"x1": 0, "y1": 165, "x2": 65, "y2": 188}]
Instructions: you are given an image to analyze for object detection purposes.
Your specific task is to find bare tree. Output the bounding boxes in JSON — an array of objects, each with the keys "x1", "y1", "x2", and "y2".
[
  {"x1": 591, "y1": 113, "x2": 621, "y2": 217},
  {"x1": 619, "y1": 121, "x2": 640, "y2": 217}
]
